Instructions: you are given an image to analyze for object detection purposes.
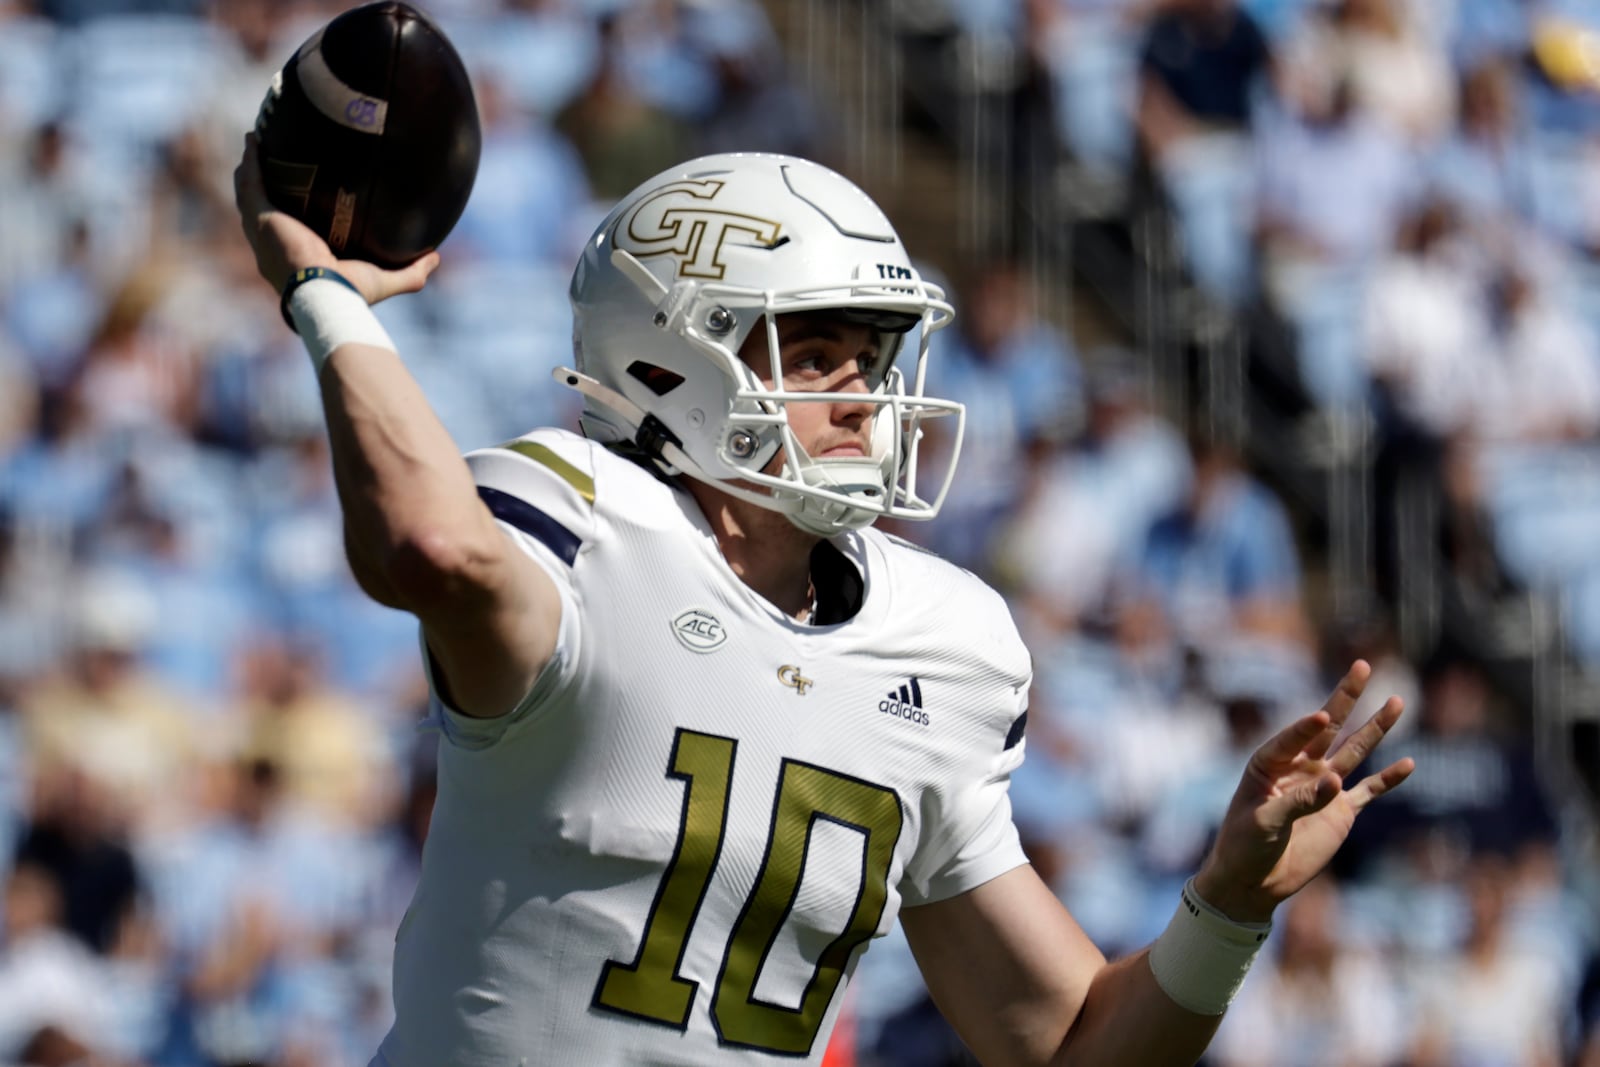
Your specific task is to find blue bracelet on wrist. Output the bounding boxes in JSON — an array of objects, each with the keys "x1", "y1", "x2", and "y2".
[{"x1": 280, "y1": 266, "x2": 360, "y2": 332}]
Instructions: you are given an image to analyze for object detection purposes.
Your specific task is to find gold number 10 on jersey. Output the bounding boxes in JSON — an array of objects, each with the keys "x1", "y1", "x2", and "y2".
[{"x1": 594, "y1": 727, "x2": 904, "y2": 1055}]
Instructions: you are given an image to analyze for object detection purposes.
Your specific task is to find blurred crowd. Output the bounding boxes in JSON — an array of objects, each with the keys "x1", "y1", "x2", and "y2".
[
  {"x1": 0, "y1": 0, "x2": 1595, "y2": 1065},
  {"x1": 1006, "y1": 0, "x2": 1600, "y2": 659}
]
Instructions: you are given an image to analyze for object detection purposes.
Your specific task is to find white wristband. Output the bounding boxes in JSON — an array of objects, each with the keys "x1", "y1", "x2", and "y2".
[
  {"x1": 1147, "y1": 878, "x2": 1271, "y2": 1016},
  {"x1": 287, "y1": 277, "x2": 396, "y2": 374}
]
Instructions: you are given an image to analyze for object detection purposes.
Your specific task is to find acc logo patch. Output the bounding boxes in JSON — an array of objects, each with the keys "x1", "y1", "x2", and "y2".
[{"x1": 672, "y1": 609, "x2": 727, "y2": 653}]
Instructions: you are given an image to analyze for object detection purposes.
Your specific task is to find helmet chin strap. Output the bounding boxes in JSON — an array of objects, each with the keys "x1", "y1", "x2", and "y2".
[
  {"x1": 787, "y1": 462, "x2": 887, "y2": 535},
  {"x1": 785, "y1": 412, "x2": 899, "y2": 535},
  {"x1": 555, "y1": 366, "x2": 695, "y2": 474},
  {"x1": 554, "y1": 366, "x2": 886, "y2": 536}
]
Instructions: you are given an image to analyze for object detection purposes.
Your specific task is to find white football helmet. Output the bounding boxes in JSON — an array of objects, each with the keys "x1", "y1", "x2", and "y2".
[{"x1": 558, "y1": 152, "x2": 965, "y2": 537}]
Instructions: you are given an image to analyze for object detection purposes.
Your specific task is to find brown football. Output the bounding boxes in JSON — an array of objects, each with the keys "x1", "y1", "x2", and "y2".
[{"x1": 254, "y1": 1, "x2": 481, "y2": 269}]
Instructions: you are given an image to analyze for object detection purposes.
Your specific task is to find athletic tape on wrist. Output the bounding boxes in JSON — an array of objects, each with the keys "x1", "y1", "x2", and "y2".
[
  {"x1": 1147, "y1": 879, "x2": 1272, "y2": 1016},
  {"x1": 280, "y1": 266, "x2": 360, "y2": 329},
  {"x1": 286, "y1": 275, "x2": 396, "y2": 374}
]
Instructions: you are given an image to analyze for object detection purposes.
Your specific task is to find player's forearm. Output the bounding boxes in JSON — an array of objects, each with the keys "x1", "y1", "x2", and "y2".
[
  {"x1": 909, "y1": 860, "x2": 1273, "y2": 1067},
  {"x1": 1051, "y1": 951, "x2": 1222, "y2": 1067},
  {"x1": 317, "y1": 342, "x2": 496, "y2": 604}
]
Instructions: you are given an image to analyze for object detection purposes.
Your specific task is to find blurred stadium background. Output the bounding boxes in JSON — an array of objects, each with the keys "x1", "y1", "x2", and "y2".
[{"x1": 1, "y1": 0, "x2": 1599, "y2": 1063}]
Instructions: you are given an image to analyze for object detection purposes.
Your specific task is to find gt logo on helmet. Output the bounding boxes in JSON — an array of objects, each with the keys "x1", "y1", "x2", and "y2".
[{"x1": 622, "y1": 179, "x2": 783, "y2": 280}]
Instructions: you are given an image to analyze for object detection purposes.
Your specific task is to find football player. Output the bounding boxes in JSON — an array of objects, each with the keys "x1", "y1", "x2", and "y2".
[{"x1": 234, "y1": 134, "x2": 1414, "y2": 1066}]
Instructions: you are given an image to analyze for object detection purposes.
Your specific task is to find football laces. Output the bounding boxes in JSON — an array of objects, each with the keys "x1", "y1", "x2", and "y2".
[{"x1": 254, "y1": 69, "x2": 283, "y2": 132}]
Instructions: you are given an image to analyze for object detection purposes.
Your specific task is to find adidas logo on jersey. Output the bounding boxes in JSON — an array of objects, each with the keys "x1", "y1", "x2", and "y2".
[{"x1": 879, "y1": 677, "x2": 930, "y2": 727}]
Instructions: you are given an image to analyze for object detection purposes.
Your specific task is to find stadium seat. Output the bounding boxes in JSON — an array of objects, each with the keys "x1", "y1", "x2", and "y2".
[
  {"x1": 1044, "y1": 18, "x2": 1139, "y2": 174},
  {"x1": 1481, "y1": 443, "x2": 1600, "y2": 588},
  {"x1": 0, "y1": 15, "x2": 67, "y2": 130},
  {"x1": 449, "y1": 9, "x2": 600, "y2": 117},
  {"x1": 63, "y1": 15, "x2": 230, "y2": 154},
  {"x1": 1524, "y1": 131, "x2": 1598, "y2": 249},
  {"x1": 1287, "y1": 262, "x2": 1372, "y2": 410}
]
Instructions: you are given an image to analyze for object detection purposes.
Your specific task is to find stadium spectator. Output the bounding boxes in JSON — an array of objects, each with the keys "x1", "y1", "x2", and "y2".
[
  {"x1": 225, "y1": 635, "x2": 392, "y2": 827},
  {"x1": 682, "y1": 0, "x2": 821, "y2": 160},
  {"x1": 1366, "y1": 223, "x2": 1600, "y2": 447},
  {"x1": 1278, "y1": 0, "x2": 1456, "y2": 144},
  {"x1": 1137, "y1": 0, "x2": 1276, "y2": 304},
  {"x1": 338, "y1": 733, "x2": 438, "y2": 1058},
  {"x1": 1254, "y1": 71, "x2": 1417, "y2": 331},
  {"x1": 0, "y1": 121, "x2": 85, "y2": 301},
  {"x1": 1134, "y1": 426, "x2": 1312, "y2": 655},
  {"x1": 1211, "y1": 874, "x2": 1411, "y2": 1067},
  {"x1": 1070, "y1": 351, "x2": 1193, "y2": 550},
  {"x1": 994, "y1": 444, "x2": 1124, "y2": 637},
  {"x1": 10, "y1": 754, "x2": 147, "y2": 967},
  {"x1": 1430, "y1": 56, "x2": 1534, "y2": 229},
  {"x1": 995, "y1": 350, "x2": 1190, "y2": 641},
  {"x1": 555, "y1": 12, "x2": 691, "y2": 200},
  {"x1": 144, "y1": 747, "x2": 374, "y2": 1067},
  {"x1": 1408, "y1": 853, "x2": 1569, "y2": 1067},
  {"x1": 1324, "y1": 610, "x2": 1422, "y2": 748},
  {"x1": 20, "y1": 569, "x2": 197, "y2": 832},
  {"x1": 1502, "y1": 838, "x2": 1596, "y2": 1010},
  {"x1": 247, "y1": 427, "x2": 418, "y2": 697},
  {"x1": 1362, "y1": 196, "x2": 1486, "y2": 439},
  {"x1": 1138, "y1": 0, "x2": 1275, "y2": 147},
  {"x1": 1579, "y1": 948, "x2": 1600, "y2": 1067},
  {"x1": 1467, "y1": 244, "x2": 1600, "y2": 443},
  {"x1": 1348, "y1": 656, "x2": 1557, "y2": 870},
  {"x1": 147, "y1": 125, "x2": 235, "y2": 256},
  {"x1": 0, "y1": 332, "x2": 39, "y2": 462},
  {"x1": 4, "y1": 213, "x2": 104, "y2": 393},
  {"x1": 920, "y1": 260, "x2": 1083, "y2": 571},
  {"x1": 1139, "y1": 652, "x2": 1301, "y2": 877},
  {"x1": 0, "y1": 863, "x2": 116, "y2": 1060},
  {"x1": 66, "y1": 267, "x2": 201, "y2": 439},
  {"x1": 197, "y1": 0, "x2": 292, "y2": 168},
  {"x1": 0, "y1": 619, "x2": 27, "y2": 884},
  {"x1": 447, "y1": 73, "x2": 594, "y2": 267}
]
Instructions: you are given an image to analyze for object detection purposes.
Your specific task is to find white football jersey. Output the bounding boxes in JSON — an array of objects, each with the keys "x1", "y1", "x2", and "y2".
[{"x1": 375, "y1": 428, "x2": 1032, "y2": 1067}]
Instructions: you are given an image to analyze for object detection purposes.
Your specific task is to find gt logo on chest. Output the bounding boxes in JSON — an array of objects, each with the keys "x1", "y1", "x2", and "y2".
[{"x1": 777, "y1": 664, "x2": 813, "y2": 695}]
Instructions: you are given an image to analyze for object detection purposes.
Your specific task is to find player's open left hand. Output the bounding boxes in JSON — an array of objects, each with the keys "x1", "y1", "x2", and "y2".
[
  {"x1": 233, "y1": 132, "x2": 439, "y2": 305},
  {"x1": 1193, "y1": 659, "x2": 1414, "y2": 923}
]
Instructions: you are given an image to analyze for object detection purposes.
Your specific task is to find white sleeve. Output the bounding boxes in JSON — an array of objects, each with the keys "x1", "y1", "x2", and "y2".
[
  {"x1": 900, "y1": 749, "x2": 1029, "y2": 906},
  {"x1": 424, "y1": 577, "x2": 581, "y2": 751},
  {"x1": 464, "y1": 430, "x2": 599, "y2": 585},
  {"x1": 420, "y1": 429, "x2": 599, "y2": 750},
  {"x1": 900, "y1": 606, "x2": 1034, "y2": 906}
]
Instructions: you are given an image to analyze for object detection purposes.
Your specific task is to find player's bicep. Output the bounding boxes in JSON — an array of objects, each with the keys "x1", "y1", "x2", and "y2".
[
  {"x1": 420, "y1": 530, "x2": 562, "y2": 718},
  {"x1": 901, "y1": 865, "x2": 1103, "y2": 1067},
  {"x1": 420, "y1": 432, "x2": 598, "y2": 721}
]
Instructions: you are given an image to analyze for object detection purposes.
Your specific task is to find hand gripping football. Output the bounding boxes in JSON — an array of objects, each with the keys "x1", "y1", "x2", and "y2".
[{"x1": 254, "y1": 1, "x2": 481, "y2": 269}]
